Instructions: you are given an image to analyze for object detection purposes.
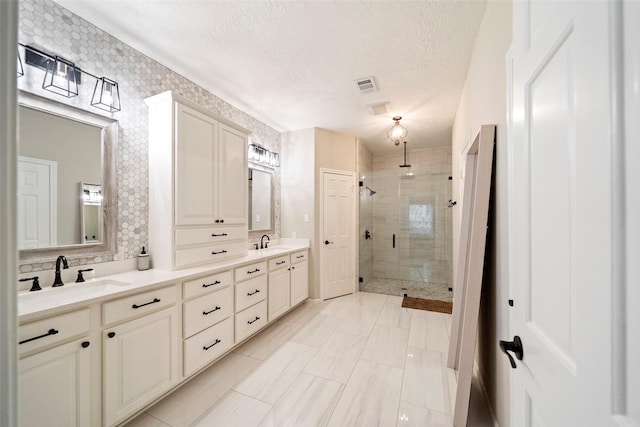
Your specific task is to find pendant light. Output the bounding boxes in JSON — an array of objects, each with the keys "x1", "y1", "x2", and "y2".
[
  {"x1": 387, "y1": 116, "x2": 408, "y2": 146},
  {"x1": 91, "y1": 77, "x2": 121, "y2": 112},
  {"x1": 42, "y1": 56, "x2": 79, "y2": 97}
]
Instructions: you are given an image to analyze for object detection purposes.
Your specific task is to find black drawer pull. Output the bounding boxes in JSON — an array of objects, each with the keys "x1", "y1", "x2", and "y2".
[
  {"x1": 211, "y1": 233, "x2": 228, "y2": 237},
  {"x1": 132, "y1": 298, "x2": 160, "y2": 309},
  {"x1": 107, "y1": 332, "x2": 116, "y2": 338},
  {"x1": 247, "y1": 289, "x2": 260, "y2": 296},
  {"x1": 247, "y1": 268, "x2": 260, "y2": 274},
  {"x1": 296, "y1": 255, "x2": 304, "y2": 259},
  {"x1": 81, "y1": 341, "x2": 90, "y2": 348},
  {"x1": 203, "y1": 306, "x2": 221, "y2": 315},
  {"x1": 202, "y1": 280, "x2": 221, "y2": 288},
  {"x1": 212, "y1": 250, "x2": 228, "y2": 255},
  {"x1": 276, "y1": 261, "x2": 286, "y2": 265},
  {"x1": 203, "y1": 339, "x2": 221, "y2": 351},
  {"x1": 247, "y1": 316, "x2": 261, "y2": 325},
  {"x1": 19, "y1": 328, "x2": 59, "y2": 345}
]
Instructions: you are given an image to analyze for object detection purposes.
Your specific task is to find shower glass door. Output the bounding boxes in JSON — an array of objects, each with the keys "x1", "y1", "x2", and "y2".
[{"x1": 359, "y1": 169, "x2": 452, "y2": 301}]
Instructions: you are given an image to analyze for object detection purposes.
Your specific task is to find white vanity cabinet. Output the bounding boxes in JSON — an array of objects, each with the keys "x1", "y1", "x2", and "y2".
[
  {"x1": 18, "y1": 308, "x2": 98, "y2": 427},
  {"x1": 268, "y1": 254, "x2": 291, "y2": 320},
  {"x1": 234, "y1": 261, "x2": 268, "y2": 342},
  {"x1": 290, "y1": 249, "x2": 310, "y2": 306},
  {"x1": 102, "y1": 285, "x2": 180, "y2": 426},
  {"x1": 146, "y1": 91, "x2": 249, "y2": 270},
  {"x1": 182, "y1": 272, "x2": 234, "y2": 377}
]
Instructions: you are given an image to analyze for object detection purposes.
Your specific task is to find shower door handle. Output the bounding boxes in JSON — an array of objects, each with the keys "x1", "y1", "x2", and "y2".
[{"x1": 392, "y1": 234, "x2": 395, "y2": 248}]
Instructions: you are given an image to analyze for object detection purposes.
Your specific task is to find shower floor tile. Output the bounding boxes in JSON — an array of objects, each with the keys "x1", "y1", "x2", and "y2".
[{"x1": 360, "y1": 277, "x2": 452, "y2": 302}]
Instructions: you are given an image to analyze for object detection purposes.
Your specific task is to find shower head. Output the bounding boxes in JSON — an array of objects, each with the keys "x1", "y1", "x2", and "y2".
[{"x1": 365, "y1": 186, "x2": 377, "y2": 196}]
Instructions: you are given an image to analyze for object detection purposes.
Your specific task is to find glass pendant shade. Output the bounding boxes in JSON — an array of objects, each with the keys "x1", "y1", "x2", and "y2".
[
  {"x1": 91, "y1": 77, "x2": 121, "y2": 112},
  {"x1": 387, "y1": 116, "x2": 408, "y2": 146},
  {"x1": 43, "y1": 56, "x2": 79, "y2": 97}
]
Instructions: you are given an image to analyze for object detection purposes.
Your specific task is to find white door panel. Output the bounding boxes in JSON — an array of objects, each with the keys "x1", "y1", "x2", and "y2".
[
  {"x1": 510, "y1": 1, "x2": 628, "y2": 425},
  {"x1": 321, "y1": 171, "x2": 355, "y2": 300},
  {"x1": 17, "y1": 156, "x2": 56, "y2": 249}
]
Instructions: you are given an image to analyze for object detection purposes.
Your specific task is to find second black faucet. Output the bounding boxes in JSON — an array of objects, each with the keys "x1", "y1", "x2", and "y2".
[{"x1": 52, "y1": 255, "x2": 69, "y2": 287}]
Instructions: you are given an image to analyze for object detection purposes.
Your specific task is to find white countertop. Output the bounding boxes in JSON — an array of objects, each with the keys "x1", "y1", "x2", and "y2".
[{"x1": 18, "y1": 243, "x2": 309, "y2": 322}]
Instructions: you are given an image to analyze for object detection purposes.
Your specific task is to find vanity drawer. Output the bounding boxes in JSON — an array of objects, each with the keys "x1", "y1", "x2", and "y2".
[
  {"x1": 18, "y1": 308, "x2": 91, "y2": 356},
  {"x1": 183, "y1": 317, "x2": 233, "y2": 377},
  {"x1": 291, "y1": 249, "x2": 308, "y2": 264},
  {"x1": 268, "y1": 255, "x2": 290, "y2": 271},
  {"x1": 175, "y1": 226, "x2": 247, "y2": 247},
  {"x1": 183, "y1": 286, "x2": 232, "y2": 338},
  {"x1": 183, "y1": 270, "x2": 233, "y2": 300},
  {"x1": 234, "y1": 261, "x2": 267, "y2": 282},
  {"x1": 102, "y1": 285, "x2": 177, "y2": 326},
  {"x1": 175, "y1": 241, "x2": 247, "y2": 269},
  {"x1": 235, "y1": 300, "x2": 267, "y2": 343},
  {"x1": 235, "y1": 275, "x2": 267, "y2": 312}
]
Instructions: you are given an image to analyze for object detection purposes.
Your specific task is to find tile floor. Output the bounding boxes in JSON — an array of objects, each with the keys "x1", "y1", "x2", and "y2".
[
  {"x1": 125, "y1": 292, "x2": 491, "y2": 427},
  {"x1": 360, "y1": 278, "x2": 453, "y2": 302}
]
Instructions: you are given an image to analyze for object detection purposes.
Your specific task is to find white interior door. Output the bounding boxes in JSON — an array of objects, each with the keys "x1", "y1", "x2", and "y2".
[
  {"x1": 321, "y1": 170, "x2": 355, "y2": 300},
  {"x1": 509, "y1": 1, "x2": 628, "y2": 425},
  {"x1": 17, "y1": 156, "x2": 56, "y2": 249}
]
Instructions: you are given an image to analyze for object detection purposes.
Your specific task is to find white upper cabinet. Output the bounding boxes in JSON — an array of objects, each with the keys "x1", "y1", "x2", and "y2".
[
  {"x1": 175, "y1": 104, "x2": 218, "y2": 225},
  {"x1": 216, "y1": 123, "x2": 248, "y2": 225},
  {"x1": 146, "y1": 91, "x2": 249, "y2": 270}
]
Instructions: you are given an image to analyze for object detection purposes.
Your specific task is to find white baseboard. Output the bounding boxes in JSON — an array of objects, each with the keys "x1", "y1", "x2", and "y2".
[{"x1": 473, "y1": 362, "x2": 500, "y2": 427}]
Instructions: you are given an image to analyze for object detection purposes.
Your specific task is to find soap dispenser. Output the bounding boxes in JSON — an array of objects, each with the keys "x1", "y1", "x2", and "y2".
[{"x1": 137, "y1": 246, "x2": 150, "y2": 271}]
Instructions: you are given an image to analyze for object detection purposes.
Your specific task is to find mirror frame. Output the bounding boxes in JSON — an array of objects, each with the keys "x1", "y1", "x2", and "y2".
[
  {"x1": 248, "y1": 163, "x2": 275, "y2": 235},
  {"x1": 18, "y1": 90, "x2": 118, "y2": 263}
]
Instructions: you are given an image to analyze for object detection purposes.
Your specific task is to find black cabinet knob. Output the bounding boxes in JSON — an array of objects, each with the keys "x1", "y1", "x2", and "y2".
[
  {"x1": 81, "y1": 341, "x2": 90, "y2": 348},
  {"x1": 107, "y1": 332, "x2": 116, "y2": 338}
]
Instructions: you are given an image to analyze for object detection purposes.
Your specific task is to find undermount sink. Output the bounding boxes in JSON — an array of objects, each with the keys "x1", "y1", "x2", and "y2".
[{"x1": 18, "y1": 280, "x2": 131, "y2": 314}]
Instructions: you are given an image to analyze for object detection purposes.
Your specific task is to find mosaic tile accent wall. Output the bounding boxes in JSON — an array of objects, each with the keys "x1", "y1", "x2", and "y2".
[{"x1": 18, "y1": 0, "x2": 281, "y2": 272}]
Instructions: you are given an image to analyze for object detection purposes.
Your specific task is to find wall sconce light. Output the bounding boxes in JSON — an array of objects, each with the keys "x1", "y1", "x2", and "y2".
[
  {"x1": 19, "y1": 43, "x2": 121, "y2": 112},
  {"x1": 248, "y1": 143, "x2": 279, "y2": 168},
  {"x1": 91, "y1": 77, "x2": 121, "y2": 112},
  {"x1": 43, "y1": 55, "x2": 79, "y2": 97},
  {"x1": 17, "y1": 49, "x2": 24, "y2": 77},
  {"x1": 387, "y1": 116, "x2": 408, "y2": 146}
]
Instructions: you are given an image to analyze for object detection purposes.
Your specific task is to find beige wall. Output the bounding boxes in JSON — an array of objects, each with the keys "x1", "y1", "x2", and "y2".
[
  {"x1": 451, "y1": 1, "x2": 512, "y2": 425},
  {"x1": 281, "y1": 127, "x2": 357, "y2": 299}
]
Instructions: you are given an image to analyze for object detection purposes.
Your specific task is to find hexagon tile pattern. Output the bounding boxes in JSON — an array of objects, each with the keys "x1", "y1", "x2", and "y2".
[{"x1": 18, "y1": 0, "x2": 281, "y2": 273}]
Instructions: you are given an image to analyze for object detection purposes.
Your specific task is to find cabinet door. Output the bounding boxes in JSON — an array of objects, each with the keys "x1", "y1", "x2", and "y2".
[
  {"x1": 217, "y1": 123, "x2": 248, "y2": 225},
  {"x1": 175, "y1": 103, "x2": 218, "y2": 225},
  {"x1": 19, "y1": 338, "x2": 93, "y2": 427},
  {"x1": 290, "y1": 260, "x2": 309, "y2": 306},
  {"x1": 268, "y1": 268, "x2": 290, "y2": 321},
  {"x1": 103, "y1": 306, "x2": 180, "y2": 426}
]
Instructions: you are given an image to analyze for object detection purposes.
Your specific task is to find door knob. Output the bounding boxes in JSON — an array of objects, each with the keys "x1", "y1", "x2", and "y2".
[
  {"x1": 324, "y1": 240, "x2": 333, "y2": 245},
  {"x1": 499, "y1": 335, "x2": 524, "y2": 369}
]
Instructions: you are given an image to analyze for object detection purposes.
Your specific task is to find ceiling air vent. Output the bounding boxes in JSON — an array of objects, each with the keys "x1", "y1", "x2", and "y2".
[{"x1": 355, "y1": 76, "x2": 377, "y2": 93}]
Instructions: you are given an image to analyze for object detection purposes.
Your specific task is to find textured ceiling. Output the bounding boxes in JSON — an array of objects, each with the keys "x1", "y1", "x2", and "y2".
[{"x1": 53, "y1": 0, "x2": 487, "y2": 154}]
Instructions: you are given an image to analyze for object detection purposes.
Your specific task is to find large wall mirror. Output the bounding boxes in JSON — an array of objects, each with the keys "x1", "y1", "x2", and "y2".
[
  {"x1": 248, "y1": 166, "x2": 273, "y2": 233},
  {"x1": 17, "y1": 91, "x2": 118, "y2": 263}
]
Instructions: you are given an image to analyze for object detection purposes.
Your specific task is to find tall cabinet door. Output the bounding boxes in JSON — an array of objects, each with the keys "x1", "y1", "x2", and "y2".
[
  {"x1": 290, "y1": 261, "x2": 309, "y2": 306},
  {"x1": 103, "y1": 307, "x2": 180, "y2": 426},
  {"x1": 217, "y1": 123, "x2": 248, "y2": 225},
  {"x1": 19, "y1": 338, "x2": 93, "y2": 427},
  {"x1": 268, "y1": 268, "x2": 291, "y2": 321},
  {"x1": 175, "y1": 103, "x2": 218, "y2": 225}
]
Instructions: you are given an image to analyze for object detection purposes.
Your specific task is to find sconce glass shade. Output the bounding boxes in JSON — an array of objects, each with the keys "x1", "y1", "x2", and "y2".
[
  {"x1": 91, "y1": 77, "x2": 121, "y2": 112},
  {"x1": 17, "y1": 49, "x2": 24, "y2": 77},
  {"x1": 43, "y1": 56, "x2": 79, "y2": 97},
  {"x1": 387, "y1": 116, "x2": 408, "y2": 146},
  {"x1": 248, "y1": 143, "x2": 279, "y2": 168}
]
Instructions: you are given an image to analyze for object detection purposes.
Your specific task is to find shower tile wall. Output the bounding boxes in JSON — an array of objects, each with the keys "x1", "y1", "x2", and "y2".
[
  {"x1": 367, "y1": 145, "x2": 452, "y2": 299},
  {"x1": 357, "y1": 141, "x2": 374, "y2": 286}
]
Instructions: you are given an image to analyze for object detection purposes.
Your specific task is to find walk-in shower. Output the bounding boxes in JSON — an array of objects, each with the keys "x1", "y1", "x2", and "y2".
[{"x1": 359, "y1": 167, "x2": 453, "y2": 301}]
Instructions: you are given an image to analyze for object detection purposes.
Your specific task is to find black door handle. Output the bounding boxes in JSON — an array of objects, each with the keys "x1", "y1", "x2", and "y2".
[
  {"x1": 392, "y1": 234, "x2": 395, "y2": 248},
  {"x1": 324, "y1": 240, "x2": 333, "y2": 245},
  {"x1": 499, "y1": 336, "x2": 524, "y2": 369}
]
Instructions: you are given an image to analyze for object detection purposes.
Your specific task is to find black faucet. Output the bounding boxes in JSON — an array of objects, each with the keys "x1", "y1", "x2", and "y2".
[
  {"x1": 52, "y1": 255, "x2": 69, "y2": 287},
  {"x1": 260, "y1": 234, "x2": 270, "y2": 249}
]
